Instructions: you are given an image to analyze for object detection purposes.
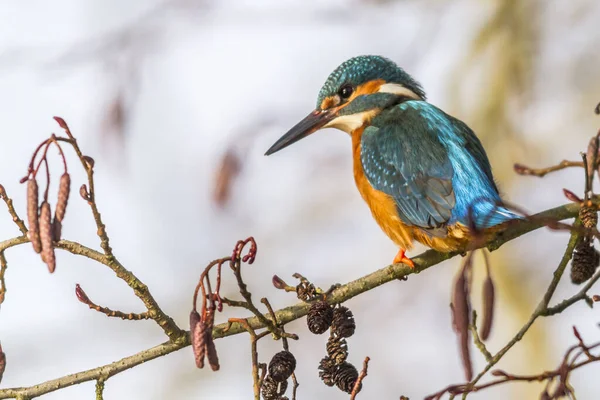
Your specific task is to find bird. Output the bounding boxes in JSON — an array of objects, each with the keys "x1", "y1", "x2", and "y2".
[{"x1": 265, "y1": 55, "x2": 520, "y2": 268}]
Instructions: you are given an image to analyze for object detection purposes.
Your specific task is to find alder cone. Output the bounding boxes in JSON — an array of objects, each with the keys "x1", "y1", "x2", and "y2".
[
  {"x1": 333, "y1": 362, "x2": 359, "y2": 394},
  {"x1": 268, "y1": 351, "x2": 296, "y2": 382},
  {"x1": 307, "y1": 301, "x2": 333, "y2": 334},
  {"x1": 571, "y1": 238, "x2": 599, "y2": 284},
  {"x1": 318, "y1": 356, "x2": 336, "y2": 387},
  {"x1": 326, "y1": 334, "x2": 348, "y2": 365},
  {"x1": 331, "y1": 306, "x2": 356, "y2": 338}
]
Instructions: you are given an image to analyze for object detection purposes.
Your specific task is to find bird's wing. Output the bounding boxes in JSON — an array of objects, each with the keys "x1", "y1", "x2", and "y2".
[{"x1": 360, "y1": 109, "x2": 456, "y2": 230}]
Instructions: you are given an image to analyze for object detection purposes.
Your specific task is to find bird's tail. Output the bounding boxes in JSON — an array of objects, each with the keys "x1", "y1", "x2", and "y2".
[{"x1": 468, "y1": 198, "x2": 523, "y2": 229}]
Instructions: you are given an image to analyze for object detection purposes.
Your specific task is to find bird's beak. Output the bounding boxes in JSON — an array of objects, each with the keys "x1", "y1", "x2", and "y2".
[{"x1": 265, "y1": 109, "x2": 335, "y2": 156}]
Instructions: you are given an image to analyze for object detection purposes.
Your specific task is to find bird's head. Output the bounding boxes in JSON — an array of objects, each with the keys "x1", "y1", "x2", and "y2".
[{"x1": 265, "y1": 55, "x2": 425, "y2": 155}]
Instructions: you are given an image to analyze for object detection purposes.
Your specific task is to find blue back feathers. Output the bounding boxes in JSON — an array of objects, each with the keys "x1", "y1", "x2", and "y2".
[{"x1": 361, "y1": 100, "x2": 520, "y2": 231}]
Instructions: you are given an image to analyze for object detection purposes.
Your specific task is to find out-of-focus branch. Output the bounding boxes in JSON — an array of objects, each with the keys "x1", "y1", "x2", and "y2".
[
  {"x1": 0, "y1": 200, "x2": 584, "y2": 399},
  {"x1": 514, "y1": 160, "x2": 585, "y2": 177}
]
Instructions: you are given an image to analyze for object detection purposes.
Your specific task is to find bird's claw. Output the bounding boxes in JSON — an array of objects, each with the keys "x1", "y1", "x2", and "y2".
[{"x1": 393, "y1": 248, "x2": 415, "y2": 268}]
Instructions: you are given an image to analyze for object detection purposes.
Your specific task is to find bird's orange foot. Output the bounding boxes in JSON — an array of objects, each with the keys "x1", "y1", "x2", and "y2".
[{"x1": 393, "y1": 248, "x2": 415, "y2": 268}]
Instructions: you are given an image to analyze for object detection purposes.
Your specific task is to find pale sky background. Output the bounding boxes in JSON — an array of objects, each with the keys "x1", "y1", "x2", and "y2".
[{"x1": 1, "y1": 1, "x2": 600, "y2": 399}]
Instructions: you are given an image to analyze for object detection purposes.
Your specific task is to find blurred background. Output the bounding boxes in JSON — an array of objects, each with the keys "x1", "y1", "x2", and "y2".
[{"x1": 1, "y1": 0, "x2": 600, "y2": 399}]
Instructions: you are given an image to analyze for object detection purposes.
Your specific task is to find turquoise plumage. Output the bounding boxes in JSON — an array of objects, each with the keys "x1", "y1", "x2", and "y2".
[
  {"x1": 266, "y1": 55, "x2": 520, "y2": 264},
  {"x1": 361, "y1": 100, "x2": 519, "y2": 233}
]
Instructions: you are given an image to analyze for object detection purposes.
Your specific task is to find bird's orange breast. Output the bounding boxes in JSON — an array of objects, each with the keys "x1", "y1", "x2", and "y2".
[
  {"x1": 351, "y1": 127, "x2": 474, "y2": 253},
  {"x1": 351, "y1": 127, "x2": 416, "y2": 250}
]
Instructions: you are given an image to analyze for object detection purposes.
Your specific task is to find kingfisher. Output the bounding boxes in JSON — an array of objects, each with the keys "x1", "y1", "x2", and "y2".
[{"x1": 265, "y1": 55, "x2": 519, "y2": 267}]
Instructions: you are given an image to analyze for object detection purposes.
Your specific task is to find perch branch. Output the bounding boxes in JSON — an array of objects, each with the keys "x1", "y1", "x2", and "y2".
[{"x1": 0, "y1": 200, "x2": 587, "y2": 399}]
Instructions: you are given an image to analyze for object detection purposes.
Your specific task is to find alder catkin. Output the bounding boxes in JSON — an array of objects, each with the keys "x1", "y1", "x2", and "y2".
[
  {"x1": 333, "y1": 362, "x2": 359, "y2": 394},
  {"x1": 480, "y1": 276, "x2": 495, "y2": 341},
  {"x1": 26, "y1": 178, "x2": 42, "y2": 253},
  {"x1": 0, "y1": 342, "x2": 5, "y2": 384},
  {"x1": 190, "y1": 311, "x2": 206, "y2": 369},
  {"x1": 451, "y1": 266, "x2": 472, "y2": 381},
  {"x1": 39, "y1": 201, "x2": 56, "y2": 273},
  {"x1": 52, "y1": 218, "x2": 62, "y2": 242},
  {"x1": 55, "y1": 173, "x2": 70, "y2": 222},
  {"x1": 205, "y1": 335, "x2": 220, "y2": 372}
]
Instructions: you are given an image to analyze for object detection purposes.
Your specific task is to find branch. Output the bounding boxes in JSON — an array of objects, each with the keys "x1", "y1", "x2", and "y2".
[
  {"x1": 427, "y1": 221, "x2": 583, "y2": 399},
  {"x1": 0, "y1": 201, "x2": 584, "y2": 399},
  {"x1": 350, "y1": 357, "x2": 370, "y2": 400},
  {"x1": 514, "y1": 160, "x2": 585, "y2": 177},
  {"x1": 75, "y1": 284, "x2": 151, "y2": 321},
  {"x1": 0, "y1": 185, "x2": 27, "y2": 235}
]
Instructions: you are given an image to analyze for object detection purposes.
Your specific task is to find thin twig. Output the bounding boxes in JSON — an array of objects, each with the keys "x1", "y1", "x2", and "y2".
[
  {"x1": 95, "y1": 379, "x2": 104, "y2": 400},
  {"x1": 54, "y1": 117, "x2": 112, "y2": 257},
  {"x1": 0, "y1": 251, "x2": 7, "y2": 305},
  {"x1": 223, "y1": 243, "x2": 297, "y2": 341},
  {"x1": 225, "y1": 318, "x2": 261, "y2": 400},
  {"x1": 0, "y1": 186, "x2": 28, "y2": 235},
  {"x1": 350, "y1": 357, "x2": 370, "y2": 400},
  {"x1": 514, "y1": 160, "x2": 585, "y2": 177},
  {"x1": 470, "y1": 311, "x2": 492, "y2": 363},
  {"x1": 75, "y1": 284, "x2": 151, "y2": 321}
]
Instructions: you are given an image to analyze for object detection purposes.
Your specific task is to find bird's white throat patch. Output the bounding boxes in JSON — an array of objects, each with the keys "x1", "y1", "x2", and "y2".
[
  {"x1": 324, "y1": 111, "x2": 376, "y2": 134},
  {"x1": 377, "y1": 83, "x2": 420, "y2": 100}
]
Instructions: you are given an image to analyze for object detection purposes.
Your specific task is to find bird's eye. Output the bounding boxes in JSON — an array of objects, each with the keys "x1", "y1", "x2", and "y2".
[{"x1": 338, "y1": 84, "x2": 353, "y2": 99}]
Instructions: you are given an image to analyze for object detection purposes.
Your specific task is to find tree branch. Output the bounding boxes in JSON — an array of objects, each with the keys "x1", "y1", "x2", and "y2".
[{"x1": 0, "y1": 201, "x2": 583, "y2": 399}]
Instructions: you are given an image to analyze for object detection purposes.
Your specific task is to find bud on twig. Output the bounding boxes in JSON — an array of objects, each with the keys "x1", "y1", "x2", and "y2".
[
  {"x1": 272, "y1": 275, "x2": 289, "y2": 290},
  {"x1": 75, "y1": 284, "x2": 91, "y2": 304},
  {"x1": 79, "y1": 184, "x2": 91, "y2": 202},
  {"x1": 83, "y1": 156, "x2": 95, "y2": 170},
  {"x1": 513, "y1": 163, "x2": 529, "y2": 175},
  {"x1": 39, "y1": 201, "x2": 56, "y2": 273},
  {"x1": 563, "y1": 189, "x2": 582, "y2": 204},
  {"x1": 26, "y1": 179, "x2": 42, "y2": 253}
]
